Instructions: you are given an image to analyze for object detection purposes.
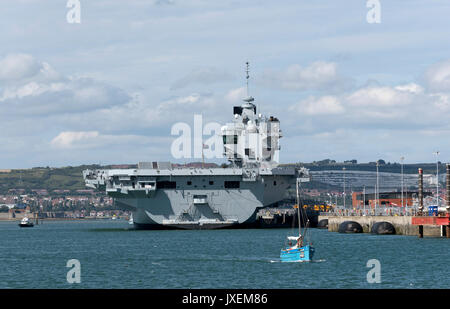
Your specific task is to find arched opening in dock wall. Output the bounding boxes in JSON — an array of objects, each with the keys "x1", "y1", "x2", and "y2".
[
  {"x1": 371, "y1": 221, "x2": 396, "y2": 235},
  {"x1": 317, "y1": 219, "x2": 328, "y2": 229},
  {"x1": 338, "y1": 221, "x2": 363, "y2": 233}
]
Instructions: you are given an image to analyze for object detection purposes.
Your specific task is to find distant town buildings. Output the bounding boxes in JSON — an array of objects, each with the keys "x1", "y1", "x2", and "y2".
[
  {"x1": 0, "y1": 190, "x2": 113, "y2": 213},
  {"x1": 309, "y1": 170, "x2": 437, "y2": 190}
]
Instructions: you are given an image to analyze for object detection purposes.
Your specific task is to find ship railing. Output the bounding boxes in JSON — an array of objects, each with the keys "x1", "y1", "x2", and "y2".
[{"x1": 321, "y1": 207, "x2": 419, "y2": 217}]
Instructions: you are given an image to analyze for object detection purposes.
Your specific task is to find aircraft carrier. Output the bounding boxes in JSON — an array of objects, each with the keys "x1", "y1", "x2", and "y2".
[{"x1": 83, "y1": 64, "x2": 310, "y2": 229}]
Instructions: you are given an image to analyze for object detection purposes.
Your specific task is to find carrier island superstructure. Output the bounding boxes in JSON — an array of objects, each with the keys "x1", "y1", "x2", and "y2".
[{"x1": 83, "y1": 67, "x2": 310, "y2": 229}]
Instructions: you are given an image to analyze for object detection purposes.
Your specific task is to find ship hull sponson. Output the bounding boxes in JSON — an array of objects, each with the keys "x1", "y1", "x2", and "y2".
[{"x1": 116, "y1": 175, "x2": 294, "y2": 230}]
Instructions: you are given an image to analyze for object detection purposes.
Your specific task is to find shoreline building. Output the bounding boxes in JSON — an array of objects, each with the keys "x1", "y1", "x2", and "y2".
[{"x1": 351, "y1": 190, "x2": 433, "y2": 209}]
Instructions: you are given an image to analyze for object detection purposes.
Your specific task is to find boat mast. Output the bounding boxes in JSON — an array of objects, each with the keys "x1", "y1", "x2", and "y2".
[
  {"x1": 297, "y1": 177, "x2": 310, "y2": 242},
  {"x1": 296, "y1": 178, "x2": 301, "y2": 237}
]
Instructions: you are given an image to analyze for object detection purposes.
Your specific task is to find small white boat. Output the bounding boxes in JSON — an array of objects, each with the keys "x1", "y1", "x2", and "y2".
[
  {"x1": 128, "y1": 214, "x2": 134, "y2": 225},
  {"x1": 18, "y1": 217, "x2": 34, "y2": 228}
]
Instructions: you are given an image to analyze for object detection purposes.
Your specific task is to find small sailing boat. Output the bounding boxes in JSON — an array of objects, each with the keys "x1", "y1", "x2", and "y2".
[
  {"x1": 280, "y1": 178, "x2": 314, "y2": 262},
  {"x1": 18, "y1": 217, "x2": 34, "y2": 228}
]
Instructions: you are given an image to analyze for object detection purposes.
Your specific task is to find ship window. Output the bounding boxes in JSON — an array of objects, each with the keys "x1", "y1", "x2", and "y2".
[
  {"x1": 193, "y1": 195, "x2": 207, "y2": 199},
  {"x1": 156, "y1": 181, "x2": 176, "y2": 189},
  {"x1": 224, "y1": 181, "x2": 240, "y2": 189},
  {"x1": 187, "y1": 181, "x2": 192, "y2": 185},
  {"x1": 209, "y1": 181, "x2": 214, "y2": 185},
  {"x1": 273, "y1": 181, "x2": 277, "y2": 186},
  {"x1": 223, "y1": 135, "x2": 238, "y2": 144},
  {"x1": 139, "y1": 181, "x2": 155, "y2": 188}
]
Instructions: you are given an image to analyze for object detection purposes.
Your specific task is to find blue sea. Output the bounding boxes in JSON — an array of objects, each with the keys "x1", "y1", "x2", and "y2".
[{"x1": 0, "y1": 220, "x2": 448, "y2": 289}]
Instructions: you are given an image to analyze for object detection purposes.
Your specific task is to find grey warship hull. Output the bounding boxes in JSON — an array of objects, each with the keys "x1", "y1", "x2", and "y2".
[{"x1": 84, "y1": 166, "x2": 306, "y2": 229}]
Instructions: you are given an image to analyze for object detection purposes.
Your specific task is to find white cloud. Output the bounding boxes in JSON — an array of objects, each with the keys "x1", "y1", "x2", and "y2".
[
  {"x1": 0, "y1": 81, "x2": 67, "y2": 101},
  {"x1": 430, "y1": 92, "x2": 450, "y2": 111},
  {"x1": 224, "y1": 87, "x2": 246, "y2": 102},
  {"x1": 286, "y1": 77, "x2": 450, "y2": 135},
  {"x1": 394, "y1": 83, "x2": 424, "y2": 94},
  {"x1": 46, "y1": 89, "x2": 235, "y2": 136},
  {"x1": 346, "y1": 85, "x2": 415, "y2": 107},
  {"x1": 290, "y1": 95, "x2": 344, "y2": 115},
  {"x1": 51, "y1": 131, "x2": 100, "y2": 149},
  {"x1": 259, "y1": 61, "x2": 351, "y2": 91},
  {"x1": 424, "y1": 59, "x2": 450, "y2": 92},
  {"x1": 0, "y1": 53, "x2": 41, "y2": 81},
  {"x1": 0, "y1": 54, "x2": 131, "y2": 116},
  {"x1": 50, "y1": 131, "x2": 164, "y2": 150}
]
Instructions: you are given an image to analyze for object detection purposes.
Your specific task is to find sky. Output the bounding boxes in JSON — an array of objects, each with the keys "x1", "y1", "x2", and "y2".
[{"x1": 2, "y1": 0, "x2": 450, "y2": 168}]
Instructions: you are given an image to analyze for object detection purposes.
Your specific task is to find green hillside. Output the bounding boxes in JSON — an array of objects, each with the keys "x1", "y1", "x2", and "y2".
[{"x1": 0, "y1": 165, "x2": 102, "y2": 194}]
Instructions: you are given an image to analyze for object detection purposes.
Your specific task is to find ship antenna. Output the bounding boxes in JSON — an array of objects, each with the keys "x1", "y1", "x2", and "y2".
[
  {"x1": 246, "y1": 61, "x2": 250, "y2": 97},
  {"x1": 243, "y1": 62, "x2": 254, "y2": 104}
]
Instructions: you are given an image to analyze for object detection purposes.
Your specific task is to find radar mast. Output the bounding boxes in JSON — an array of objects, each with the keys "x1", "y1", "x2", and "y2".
[{"x1": 244, "y1": 61, "x2": 254, "y2": 103}]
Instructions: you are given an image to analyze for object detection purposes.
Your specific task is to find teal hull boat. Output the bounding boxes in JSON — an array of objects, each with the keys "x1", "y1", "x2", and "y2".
[
  {"x1": 280, "y1": 244, "x2": 314, "y2": 262},
  {"x1": 280, "y1": 178, "x2": 315, "y2": 262}
]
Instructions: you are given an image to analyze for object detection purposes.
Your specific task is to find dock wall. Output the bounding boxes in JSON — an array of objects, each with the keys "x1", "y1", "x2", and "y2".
[
  {"x1": 257, "y1": 208, "x2": 319, "y2": 228},
  {"x1": 319, "y1": 215, "x2": 442, "y2": 237}
]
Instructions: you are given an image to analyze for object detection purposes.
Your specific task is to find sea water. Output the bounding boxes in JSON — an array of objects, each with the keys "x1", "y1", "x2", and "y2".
[{"x1": 0, "y1": 220, "x2": 448, "y2": 289}]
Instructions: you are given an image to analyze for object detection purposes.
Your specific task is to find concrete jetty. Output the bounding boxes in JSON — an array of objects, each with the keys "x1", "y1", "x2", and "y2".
[
  {"x1": 318, "y1": 215, "x2": 442, "y2": 237},
  {"x1": 318, "y1": 166, "x2": 450, "y2": 238},
  {"x1": 256, "y1": 207, "x2": 320, "y2": 228}
]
